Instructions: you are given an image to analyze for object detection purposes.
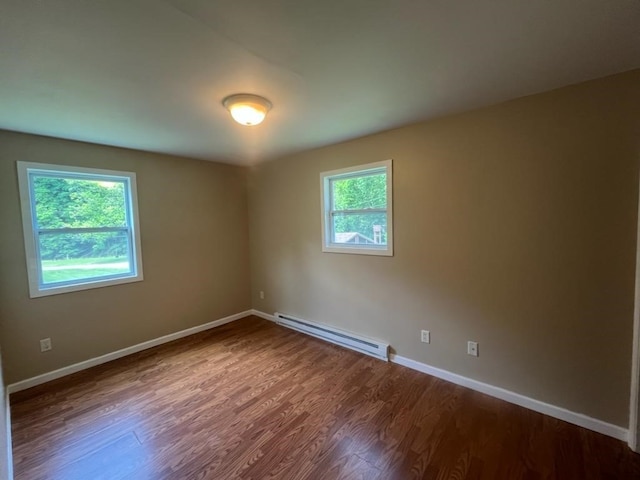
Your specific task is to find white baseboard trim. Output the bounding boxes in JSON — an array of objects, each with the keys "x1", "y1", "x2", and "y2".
[
  {"x1": 7, "y1": 310, "x2": 252, "y2": 394},
  {"x1": 251, "y1": 309, "x2": 276, "y2": 322},
  {"x1": 4, "y1": 390, "x2": 13, "y2": 480},
  {"x1": 390, "y1": 354, "x2": 628, "y2": 442}
]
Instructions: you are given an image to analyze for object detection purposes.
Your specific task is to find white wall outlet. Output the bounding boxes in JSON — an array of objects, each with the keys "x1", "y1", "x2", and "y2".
[
  {"x1": 40, "y1": 338, "x2": 52, "y2": 352},
  {"x1": 259, "y1": 291, "x2": 265, "y2": 300},
  {"x1": 467, "y1": 341, "x2": 478, "y2": 357},
  {"x1": 420, "y1": 330, "x2": 430, "y2": 343}
]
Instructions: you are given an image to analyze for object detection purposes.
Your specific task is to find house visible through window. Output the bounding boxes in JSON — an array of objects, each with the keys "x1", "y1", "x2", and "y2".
[
  {"x1": 320, "y1": 160, "x2": 393, "y2": 256},
  {"x1": 17, "y1": 162, "x2": 144, "y2": 298}
]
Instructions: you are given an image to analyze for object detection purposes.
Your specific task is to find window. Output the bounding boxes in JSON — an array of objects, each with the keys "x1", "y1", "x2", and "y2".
[
  {"x1": 17, "y1": 162, "x2": 144, "y2": 298},
  {"x1": 320, "y1": 160, "x2": 393, "y2": 256}
]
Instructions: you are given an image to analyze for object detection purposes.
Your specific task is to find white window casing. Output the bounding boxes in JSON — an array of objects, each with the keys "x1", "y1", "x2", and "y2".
[
  {"x1": 16, "y1": 161, "x2": 144, "y2": 298},
  {"x1": 320, "y1": 160, "x2": 393, "y2": 256}
]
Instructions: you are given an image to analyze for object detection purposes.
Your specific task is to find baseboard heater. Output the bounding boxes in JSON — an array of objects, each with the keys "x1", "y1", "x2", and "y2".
[{"x1": 274, "y1": 312, "x2": 389, "y2": 361}]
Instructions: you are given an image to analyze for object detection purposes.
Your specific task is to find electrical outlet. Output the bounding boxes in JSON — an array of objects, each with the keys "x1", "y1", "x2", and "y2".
[
  {"x1": 259, "y1": 291, "x2": 265, "y2": 300},
  {"x1": 40, "y1": 338, "x2": 52, "y2": 352},
  {"x1": 467, "y1": 341, "x2": 478, "y2": 357},
  {"x1": 420, "y1": 330, "x2": 430, "y2": 343}
]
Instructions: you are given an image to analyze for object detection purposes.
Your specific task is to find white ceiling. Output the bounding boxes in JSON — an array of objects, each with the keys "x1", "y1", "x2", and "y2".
[{"x1": 1, "y1": 1, "x2": 639, "y2": 166}]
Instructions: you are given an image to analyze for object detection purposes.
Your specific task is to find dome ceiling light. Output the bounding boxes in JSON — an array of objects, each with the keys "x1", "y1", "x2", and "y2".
[{"x1": 222, "y1": 93, "x2": 272, "y2": 126}]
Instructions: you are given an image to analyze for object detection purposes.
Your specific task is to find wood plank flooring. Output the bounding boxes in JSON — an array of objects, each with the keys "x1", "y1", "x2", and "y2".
[{"x1": 10, "y1": 316, "x2": 640, "y2": 479}]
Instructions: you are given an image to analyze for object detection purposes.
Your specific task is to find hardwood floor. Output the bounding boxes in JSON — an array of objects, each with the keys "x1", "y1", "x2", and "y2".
[{"x1": 10, "y1": 316, "x2": 640, "y2": 479}]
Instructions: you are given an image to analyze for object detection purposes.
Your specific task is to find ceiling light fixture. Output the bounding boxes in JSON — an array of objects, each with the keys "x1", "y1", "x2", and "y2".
[{"x1": 222, "y1": 93, "x2": 272, "y2": 126}]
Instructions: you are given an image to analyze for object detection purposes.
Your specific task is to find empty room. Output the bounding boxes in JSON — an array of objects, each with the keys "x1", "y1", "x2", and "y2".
[{"x1": 1, "y1": 1, "x2": 640, "y2": 479}]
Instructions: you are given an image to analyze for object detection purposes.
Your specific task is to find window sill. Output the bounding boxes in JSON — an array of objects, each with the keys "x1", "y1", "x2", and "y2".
[
  {"x1": 29, "y1": 274, "x2": 144, "y2": 298},
  {"x1": 322, "y1": 244, "x2": 393, "y2": 256}
]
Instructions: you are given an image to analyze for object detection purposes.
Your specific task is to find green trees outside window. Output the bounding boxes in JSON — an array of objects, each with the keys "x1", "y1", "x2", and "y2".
[
  {"x1": 331, "y1": 172, "x2": 387, "y2": 244},
  {"x1": 34, "y1": 176, "x2": 129, "y2": 261}
]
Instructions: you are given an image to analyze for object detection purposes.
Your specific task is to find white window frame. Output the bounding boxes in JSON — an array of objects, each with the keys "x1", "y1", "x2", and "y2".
[
  {"x1": 16, "y1": 161, "x2": 144, "y2": 298},
  {"x1": 320, "y1": 159, "x2": 393, "y2": 256}
]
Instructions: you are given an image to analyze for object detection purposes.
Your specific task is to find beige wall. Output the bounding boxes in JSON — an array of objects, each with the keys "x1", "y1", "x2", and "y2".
[
  {"x1": 248, "y1": 70, "x2": 640, "y2": 427},
  {"x1": 0, "y1": 131, "x2": 251, "y2": 384}
]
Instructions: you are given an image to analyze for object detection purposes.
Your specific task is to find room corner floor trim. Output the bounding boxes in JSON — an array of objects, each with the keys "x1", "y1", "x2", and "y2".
[
  {"x1": 250, "y1": 309, "x2": 276, "y2": 322},
  {"x1": 7, "y1": 309, "x2": 253, "y2": 394},
  {"x1": 251, "y1": 308, "x2": 628, "y2": 443}
]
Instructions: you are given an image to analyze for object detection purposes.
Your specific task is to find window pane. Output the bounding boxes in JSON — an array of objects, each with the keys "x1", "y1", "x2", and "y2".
[
  {"x1": 33, "y1": 175, "x2": 127, "y2": 229},
  {"x1": 332, "y1": 172, "x2": 387, "y2": 210},
  {"x1": 332, "y1": 212, "x2": 387, "y2": 245},
  {"x1": 39, "y1": 231, "x2": 131, "y2": 285}
]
